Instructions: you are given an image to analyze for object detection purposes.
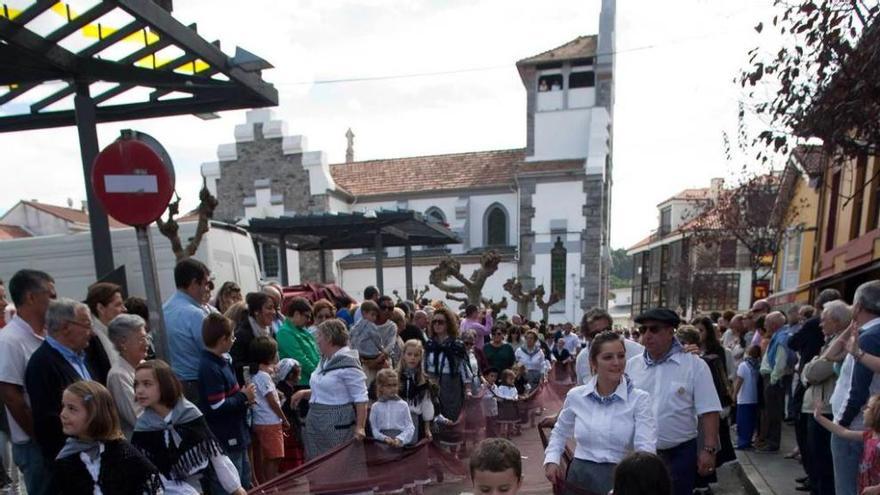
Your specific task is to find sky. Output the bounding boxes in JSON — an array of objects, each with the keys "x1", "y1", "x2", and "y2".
[{"x1": 0, "y1": 0, "x2": 775, "y2": 250}]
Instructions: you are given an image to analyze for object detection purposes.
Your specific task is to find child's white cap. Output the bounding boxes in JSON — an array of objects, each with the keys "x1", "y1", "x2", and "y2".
[{"x1": 275, "y1": 358, "x2": 301, "y2": 383}]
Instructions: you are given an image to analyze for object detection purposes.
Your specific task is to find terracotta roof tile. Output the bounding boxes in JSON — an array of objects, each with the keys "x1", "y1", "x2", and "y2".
[
  {"x1": 21, "y1": 201, "x2": 128, "y2": 228},
  {"x1": 330, "y1": 149, "x2": 525, "y2": 197},
  {"x1": 0, "y1": 224, "x2": 31, "y2": 240},
  {"x1": 519, "y1": 159, "x2": 584, "y2": 173},
  {"x1": 517, "y1": 36, "x2": 597, "y2": 66}
]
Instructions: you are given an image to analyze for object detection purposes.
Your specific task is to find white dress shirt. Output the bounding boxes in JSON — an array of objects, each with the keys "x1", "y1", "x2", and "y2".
[
  {"x1": 576, "y1": 338, "x2": 644, "y2": 385},
  {"x1": 561, "y1": 333, "x2": 581, "y2": 354},
  {"x1": 515, "y1": 345, "x2": 550, "y2": 374},
  {"x1": 544, "y1": 376, "x2": 656, "y2": 465},
  {"x1": 369, "y1": 398, "x2": 415, "y2": 444},
  {"x1": 496, "y1": 384, "x2": 518, "y2": 401},
  {"x1": 627, "y1": 350, "x2": 722, "y2": 449},
  {"x1": 309, "y1": 347, "x2": 369, "y2": 406}
]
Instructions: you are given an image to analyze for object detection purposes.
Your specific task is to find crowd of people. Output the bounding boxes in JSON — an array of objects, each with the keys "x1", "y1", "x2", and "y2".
[{"x1": 0, "y1": 258, "x2": 878, "y2": 495}]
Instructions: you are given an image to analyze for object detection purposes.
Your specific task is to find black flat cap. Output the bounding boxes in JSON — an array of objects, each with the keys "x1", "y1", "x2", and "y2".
[{"x1": 634, "y1": 308, "x2": 681, "y2": 327}]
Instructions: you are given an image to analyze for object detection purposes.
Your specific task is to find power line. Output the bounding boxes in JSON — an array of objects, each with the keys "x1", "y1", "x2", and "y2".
[{"x1": 274, "y1": 29, "x2": 739, "y2": 87}]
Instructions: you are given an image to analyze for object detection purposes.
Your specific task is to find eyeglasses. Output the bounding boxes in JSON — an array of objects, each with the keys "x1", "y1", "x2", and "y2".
[
  {"x1": 638, "y1": 324, "x2": 668, "y2": 334},
  {"x1": 432, "y1": 320, "x2": 447, "y2": 326}
]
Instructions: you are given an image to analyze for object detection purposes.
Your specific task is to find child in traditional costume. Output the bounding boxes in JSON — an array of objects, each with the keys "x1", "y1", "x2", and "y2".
[
  {"x1": 55, "y1": 380, "x2": 161, "y2": 495},
  {"x1": 132, "y1": 360, "x2": 245, "y2": 495},
  {"x1": 397, "y1": 339, "x2": 434, "y2": 444}
]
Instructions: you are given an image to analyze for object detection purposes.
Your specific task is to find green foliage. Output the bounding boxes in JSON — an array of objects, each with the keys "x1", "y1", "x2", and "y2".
[{"x1": 610, "y1": 248, "x2": 632, "y2": 284}]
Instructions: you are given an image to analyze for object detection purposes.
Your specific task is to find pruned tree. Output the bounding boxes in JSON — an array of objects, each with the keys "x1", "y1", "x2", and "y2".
[
  {"x1": 482, "y1": 296, "x2": 508, "y2": 316},
  {"x1": 534, "y1": 285, "x2": 561, "y2": 324},
  {"x1": 156, "y1": 182, "x2": 219, "y2": 261},
  {"x1": 392, "y1": 285, "x2": 431, "y2": 304},
  {"x1": 740, "y1": 0, "x2": 880, "y2": 167},
  {"x1": 503, "y1": 277, "x2": 560, "y2": 323},
  {"x1": 429, "y1": 250, "x2": 502, "y2": 306}
]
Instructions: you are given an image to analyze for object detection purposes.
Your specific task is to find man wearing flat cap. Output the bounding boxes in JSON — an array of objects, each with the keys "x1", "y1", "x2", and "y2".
[{"x1": 627, "y1": 308, "x2": 722, "y2": 495}]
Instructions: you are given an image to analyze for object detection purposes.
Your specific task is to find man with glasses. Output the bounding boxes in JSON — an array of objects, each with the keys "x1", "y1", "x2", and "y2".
[
  {"x1": 575, "y1": 308, "x2": 643, "y2": 384},
  {"x1": 626, "y1": 308, "x2": 721, "y2": 495},
  {"x1": 163, "y1": 258, "x2": 216, "y2": 401},
  {"x1": 25, "y1": 298, "x2": 102, "y2": 491},
  {"x1": 0, "y1": 269, "x2": 55, "y2": 495}
]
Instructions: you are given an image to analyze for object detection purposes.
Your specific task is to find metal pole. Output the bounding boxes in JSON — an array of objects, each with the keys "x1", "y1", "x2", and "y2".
[
  {"x1": 319, "y1": 244, "x2": 327, "y2": 283},
  {"x1": 278, "y1": 235, "x2": 289, "y2": 286},
  {"x1": 74, "y1": 82, "x2": 115, "y2": 279},
  {"x1": 404, "y1": 244, "x2": 413, "y2": 301},
  {"x1": 374, "y1": 231, "x2": 384, "y2": 294},
  {"x1": 136, "y1": 226, "x2": 169, "y2": 362}
]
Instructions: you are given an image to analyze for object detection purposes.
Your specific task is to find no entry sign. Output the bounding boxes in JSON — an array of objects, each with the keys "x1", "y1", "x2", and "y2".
[{"x1": 92, "y1": 130, "x2": 175, "y2": 226}]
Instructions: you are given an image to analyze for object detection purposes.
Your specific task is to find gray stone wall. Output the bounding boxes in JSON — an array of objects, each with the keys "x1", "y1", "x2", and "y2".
[
  {"x1": 521, "y1": 66, "x2": 537, "y2": 157},
  {"x1": 213, "y1": 123, "x2": 335, "y2": 284},
  {"x1": 581, "y1": 174, "x2": 607, "y2": 310},
  {"x1": 516, "y1": 179, "x2": 537, "y2": 316}
]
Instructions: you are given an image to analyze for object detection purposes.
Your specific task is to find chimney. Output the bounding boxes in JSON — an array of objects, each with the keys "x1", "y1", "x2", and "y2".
[
  {"x1": 345, "y1": 128, "x2": 355, "y2": 163},
  {"x1": 710, "y1": 178, "x2": 724, "y2": 198}
]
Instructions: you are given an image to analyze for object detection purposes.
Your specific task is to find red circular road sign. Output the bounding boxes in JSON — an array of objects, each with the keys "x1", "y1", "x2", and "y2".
[{"x1": 92, "y1": 134, "x2": 175, "y2": 227}]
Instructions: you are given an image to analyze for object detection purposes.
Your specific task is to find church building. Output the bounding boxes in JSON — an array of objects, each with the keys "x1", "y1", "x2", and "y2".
[{"x1": 202, "y1": 0, "x2": 615, "y2": 323}]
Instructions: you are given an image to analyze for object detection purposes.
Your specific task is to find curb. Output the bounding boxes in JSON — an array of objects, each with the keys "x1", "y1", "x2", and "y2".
[{"x1": 734, "y1": 452, "x2": 775, "y2": 495}]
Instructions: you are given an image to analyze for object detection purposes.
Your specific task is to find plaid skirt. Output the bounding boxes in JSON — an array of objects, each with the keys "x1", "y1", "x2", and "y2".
[{"x1": 304, "y1": 402, "x2": 356, "y2": 460}]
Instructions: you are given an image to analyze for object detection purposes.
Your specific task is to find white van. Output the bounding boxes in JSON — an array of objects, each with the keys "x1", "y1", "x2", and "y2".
[{"x1": 0, "y1": 220, "x2": 262, "y2": 302}]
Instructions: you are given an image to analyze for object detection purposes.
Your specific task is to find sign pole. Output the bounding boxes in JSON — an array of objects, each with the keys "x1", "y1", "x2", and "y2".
[{"x1": 136, "y1": 225, "x2": 170, "y2": 362}]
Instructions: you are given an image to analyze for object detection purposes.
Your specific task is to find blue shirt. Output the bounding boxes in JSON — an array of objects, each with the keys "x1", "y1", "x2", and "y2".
[
  {"x1": 163, "y1": 290, "x2": 211, "y2": 381},
  {"x1": 45, "y1": 335, "x2": 91, "y2": 380},
  {"x1": 840, "y1": 317, "x2": 880, "y2": 427}
]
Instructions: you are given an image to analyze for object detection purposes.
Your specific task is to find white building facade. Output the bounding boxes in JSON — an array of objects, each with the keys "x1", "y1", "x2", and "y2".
[{"x1": 202, "y1": 1, "x2": 616, "y2": 322}]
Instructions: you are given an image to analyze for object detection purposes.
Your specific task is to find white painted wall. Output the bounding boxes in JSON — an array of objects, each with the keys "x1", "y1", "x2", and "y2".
[
  {"x1": 530, "y1": 251, "x2": 583, "y2": 324},
  {"x1": 1, "y1": 204, "x2": 78, "y2": 236},
  {"x1": 532, "y1": 182, "x2": 586, "y2": 242},
  {"x1": 339, "y1": 260, "x2": 518, "y2": 309},
  {"x1": 357, "y1": 196, "x2": 468, "y2": 254},
  {"x1": 568, "y1": 87, "x2": 595, "y2": 108},
  {"x1": 469, "y1": 192, "x2": 517, "y2": 248},
  {"x1": 532, "y1": 109, "x2": 590, "y2": 161}
]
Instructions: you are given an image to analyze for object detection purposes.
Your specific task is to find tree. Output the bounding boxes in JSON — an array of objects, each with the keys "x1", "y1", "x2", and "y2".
[
  {"x1": 156, "y1": 182, "x2": 219, "y2": 261},
  {"x1": 429, "y1": 250, "x2": 502, "y2": 307},
  {"x1": 741, "y1": 0, "x2": 880, "y2": 165},
  {"x1": 610, "y1": 248, "x2": 633, "y2": 289},
  {"x1": 503, "y1": 277, "x2": 560, "y2": 323}
]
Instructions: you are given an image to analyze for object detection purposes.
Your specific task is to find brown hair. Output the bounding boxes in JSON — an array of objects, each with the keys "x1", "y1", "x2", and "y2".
[
  {"x1": 284, "y1": 297, "x2": 312, "y2": 318},
  {"x1": 360, "y1": 300, "x2": 379, "y2": 317},
  {"x1": 202, "y1": 312, "x2": 233, "y2": 348},
  {"x1": 433, "y1": 306, "x2": 460, "y2": 338},
  {"x1": 589, "y1": 331, "x2": 625, "y2": 372},
  {"x1": 136, "y1": 360, "x2": 182, "y2": 409},
  {"x1": 251, "y1": 336, "x2": 279, "y2": 366},
  {"x1": 64, "y1": 381, "x2": 124, "y2": 441},
  {"x1": 85, "y1": 282, "x2": 122, "y2": 317},
  {"x1": 469, "y1": 437, "x2": 522, "y2": 481},
  {"x1": 223, "y1": 301, "x2": 248, "y2": 325},
  {"x1": 500, "y1": 368, "x2": 516, "y2": 384},
  {"x1": 375, "y1": 368, "x2": 399, "y2": 388},
  {"x1": 313, "y1": 299, "x2": 336, "y2": 318}
]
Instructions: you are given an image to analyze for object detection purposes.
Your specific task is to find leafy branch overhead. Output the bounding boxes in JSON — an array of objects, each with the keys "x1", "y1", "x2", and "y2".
[
  {"x1": 742, "y1": 0, "x2": 880, "y2": 165},
  {"x1": 156, "y1": 181, "x2": 219, "y2": 262},
  {"x1": 429, "y1": 250, "x2": 502, "y2": 307}
]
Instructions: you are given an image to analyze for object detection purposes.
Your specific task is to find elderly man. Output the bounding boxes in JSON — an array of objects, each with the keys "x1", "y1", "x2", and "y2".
[
  {"x1": 575, "y1": 307, "x2": 643, "y2": 384},
  {"x1": 412, "y1": 310, "x2": 429, "y2": 338},
  {"x1": 25, "y1": 298, "x2": 103, "y2": 488},
  {"x1": 163, "y1": 258, "x2": 215, "y2": 401},
  {"x1": 755, "y1": 311, "x2": 790, "y2": 453},
  {"x1": 800, "y1": 300, "x2": 852, "y2": 495},
  {"x1": 830, "y1": 281, "x2": 880, "y2": 495},
  {"x1": 0, "y1": 270, "x2": 55, "y2": 495},
  {"x1": 627, "y1": 308, "x2": 721, "y2": 495}
]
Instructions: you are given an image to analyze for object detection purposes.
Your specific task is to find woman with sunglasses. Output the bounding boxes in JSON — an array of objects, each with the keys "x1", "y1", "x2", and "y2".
[
  {"x1": 424, "y1": 307, "x2": 473, "y2": 443},
  {"x1": 484, "y1": 323, "x2": 516, "y2": 374}
]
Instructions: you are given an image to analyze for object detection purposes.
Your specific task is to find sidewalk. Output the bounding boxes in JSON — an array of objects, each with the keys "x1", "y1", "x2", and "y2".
[{"x1": 737, "y1": 422, "x2": 803, "y2": 495}]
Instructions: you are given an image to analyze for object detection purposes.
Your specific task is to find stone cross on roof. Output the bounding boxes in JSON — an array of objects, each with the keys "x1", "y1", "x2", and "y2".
[{"x1": 346, "y1": 128, "x2": 355, "y2": 163}]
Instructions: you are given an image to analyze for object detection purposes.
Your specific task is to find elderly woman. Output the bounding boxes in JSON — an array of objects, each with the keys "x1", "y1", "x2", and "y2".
[
  {"x1": 424, "y1": 307, "x2": 472, "y2": 442},
  {"x1": 291, "y1": 319, "x2": 368, "y2": 459},
  {"x1": 229, "y1": 292, "x2": 276, "y2": 385},
  {"x1": 106, "y1": 314, "x2": 149, "y2": 438},
  {"x1": 545, "y1": 331, "x2": 656, "y2": 494},
  {"x1": 515, "y1": 329, "x2": 550, "y2": 388},
  {"x1": 85, "y1": 282, "x2": 126, "y2": 369},
  {"x1": 387, "y1": 307, "x2": 409, "y2": 366}
]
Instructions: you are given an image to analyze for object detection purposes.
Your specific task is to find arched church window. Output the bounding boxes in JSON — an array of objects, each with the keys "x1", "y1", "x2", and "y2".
[
  {"x1": 551, "y1": 236, "x2": 567, "y2": 298},
  {"x1": 485, "y1": 204, "x2": 508, "y2": 246},
  {"x1": 425, "y1": 207, "x2": 446, "y2": 225}
]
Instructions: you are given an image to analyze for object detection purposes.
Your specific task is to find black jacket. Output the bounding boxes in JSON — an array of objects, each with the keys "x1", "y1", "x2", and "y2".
[
  {"x1": 25, "y1": 340, "x2": 102, "y2": 464},
  {"x1": 788, "y1": 316, "x2": 824, "y2": 370}
]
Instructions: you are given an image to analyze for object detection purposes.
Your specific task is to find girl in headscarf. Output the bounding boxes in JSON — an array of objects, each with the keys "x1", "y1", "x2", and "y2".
[{"x1": 131, "y1": 360, "x2": 245, "y2": 495}]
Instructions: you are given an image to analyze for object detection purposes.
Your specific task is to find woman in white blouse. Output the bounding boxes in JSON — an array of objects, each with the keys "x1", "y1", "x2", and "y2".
[
  {"x1": 544, "y1": 331, "x2": 657, "y2": 495},
  {"x1": 106, "y1": 314, "x2": 149, "y2": 438},
  {"x1": 291, "y1": 319, "x2": 369, "y2": 459},
  {"x1": 515, "y1": 329, "x2": 550, "y2": 388}
]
